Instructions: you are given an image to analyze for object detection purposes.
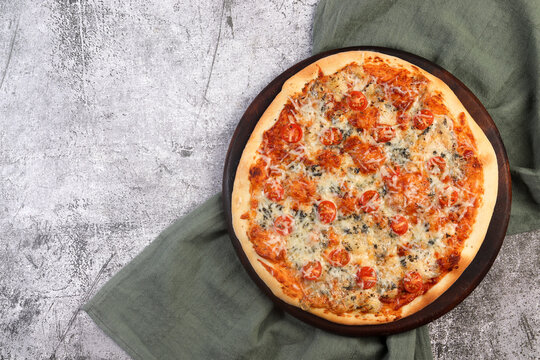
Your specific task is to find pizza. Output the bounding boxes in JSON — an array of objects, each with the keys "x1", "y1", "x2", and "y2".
[{"x1": 231, "y1": 51, "x2": 498, "y2": 324}]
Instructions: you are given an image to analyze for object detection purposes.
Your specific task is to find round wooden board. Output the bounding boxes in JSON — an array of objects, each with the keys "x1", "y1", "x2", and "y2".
[{"x1": 222, "y1": 46, "x2": 511, "y2": 336}]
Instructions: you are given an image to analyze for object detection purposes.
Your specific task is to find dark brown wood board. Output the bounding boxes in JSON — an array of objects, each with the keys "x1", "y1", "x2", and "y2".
[{"x1": 222, "y1": 46, "x2": 511, "y2": 336}]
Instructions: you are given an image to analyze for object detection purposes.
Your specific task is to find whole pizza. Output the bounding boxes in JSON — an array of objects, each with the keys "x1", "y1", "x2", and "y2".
[{"x1": 231, "y1": 51, "x2": 498, "y2": 324}]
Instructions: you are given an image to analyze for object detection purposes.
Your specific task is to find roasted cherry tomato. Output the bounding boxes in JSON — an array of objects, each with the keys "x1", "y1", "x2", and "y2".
[
  {"x1": 347, "y1": 91, "x2": 368, "y2": 111},
  {"x1": 281, "y1": 123, "x2": 303, "y2": 143},
  {"x1": 302, "y1": 261, "x2": 322, "y2": 280},
  {"x1": 356, "y1": 266, "x2": 377, "y2": 289},
  {"x1": 390, "y1": 215, "x2": 409, "y2": 235},
  {"x1": 403, "y1": 271, "x2": 423, "y2": 293},
  {"x1": 427, "y1": 156, "x2": 446, "y2": 175},
  {"x1": 274, "y1": 215, "x2": 293, "y2": 236},
  {"x1": 320, "y1": 127, "x2": 343, "y2": 146},
  {"x1": 359, "y1": 190, "x2": 380, "y2": 213},
  {"x1": 264, "y1": 181, "x2": 284, "y2": 202},
  {"x1": 327, "y1": 248, "x2": 351, "y2": 267},
  {"x1": 413, "y1": 109, "x2": 434, "y2": 130},
  {"x1": 318, "y1": 200, "x2": 337, "y2": 224}
]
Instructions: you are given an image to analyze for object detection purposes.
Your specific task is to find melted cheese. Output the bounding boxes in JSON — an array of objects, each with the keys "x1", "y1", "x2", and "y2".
[{"x1": 249, "y1": 61, "x2": 483, "y2": 315}]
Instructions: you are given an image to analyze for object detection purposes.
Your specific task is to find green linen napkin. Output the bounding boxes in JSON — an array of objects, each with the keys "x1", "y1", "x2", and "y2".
[
  {"x1": 313, "y1": 0, "x2": 540, "y2": 235},
  {"x1": 84, "y1": 194, "x2": 432, "y2": 359}
]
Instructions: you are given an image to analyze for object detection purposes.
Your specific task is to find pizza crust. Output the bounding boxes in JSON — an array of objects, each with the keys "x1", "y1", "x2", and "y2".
[{"x1": 231, "y1": 51, "x2": 498, "y2": 325}]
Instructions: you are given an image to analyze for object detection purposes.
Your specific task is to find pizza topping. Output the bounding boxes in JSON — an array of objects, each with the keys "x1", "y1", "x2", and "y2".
[
  {"x1": 343, "y1": 137, "x2": 386, "y2": 173},
  {"x1": 423, "y1": 93, "x2": 449, "y2": 115},
  {"x1": 249, "y1": 158, "x2": 267, "y2": 189},
  {"x1": 326, "y1": 228, "x2": 340, "y2": 246},
  {"x1": 242, "y1": 56, "x2": 485, "y2": 320},
  {"x1": 358, "y1": 190, "x2": 380, "y2": 213},
  {"x1": 356, "y1": 266, "x2": 377, "y2": 289},
  {"x1": 381, "y1": 164, "x2": 402, "y2": 192},
  {"x1": 318, "y1": 200, "x2": 337, "y2": 224},
  {"x1": 347, "y1": 90, "x2": 368, "y2": 111},
  {"x1": 320, "y1": 127, "x2": 343, "y2": 146},
  {"x1": 400, "y1": 172, "x2": 430, "y2": 212},
  {"x1": 427, "y1": 156, "x2": 446, "y2": 175},
  {"x1": 248, "y1": 225, "x2": 285, "y2": 261},
  {"x1": 327, "y1": 248, "x2": 351, "y2": 267},
  {"x1": 285, "y1": 175, "x2": 317, "y2": 204},
  {"x1": 356, "y1": 144, "x2": 386, "y2": 173},
  {"x1": 403, "y1": 271, "x2": 423, "y2": 293},
  {"x1": 396, "y1": 111, "x2": 410, "y2": 130},
  {"x1": 372, "y1": 125, "x2": 396, "y2": 143},
  {"x1": 281, "y1": 123, "x2": 303, "y2": 143},
  {"x1": 439, "y1": 186, "x2": 459, "y2": 207},
  {"x1": 274, "y1": 215, "x2": 293, "y2": 236},
  {"x1": 302, "y1": 261, "x2": 323, "y2": 280},
  {"x1": 337, "y1": 191, "x2": 361, "y2": 216},
  {"x1": 413, "y1": 109, "x2": 434, "y2": 130},
  {"x1": 462, "y1": 148, "x2": 475, "y2": 158},
  {"x1": 437, "y1": 251, "x2": 461, "y2": 271},
  {"x1": 363, "y1": 61, "x2": 426, "y2": 111},
  {"x1": 348, "y1": 106, "x2": 379, "y2": 131},
  {"x1": 390, "y1": 215, "x2": 409, "y2": 235},
  {"x1": 316, "y1": 149, "x2": 342, "y2": 172},
  {"x1": 264, "y1": 181, "x2": 284, "y2": 202}
]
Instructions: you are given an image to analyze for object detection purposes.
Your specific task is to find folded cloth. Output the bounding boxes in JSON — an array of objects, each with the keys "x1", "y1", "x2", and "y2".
[
  {"x1": 313, "y1": 0, "x2": 540, "y2": 235},
  {"x1": 84, "y1": 194, "x2": 432, "y2": 359}
]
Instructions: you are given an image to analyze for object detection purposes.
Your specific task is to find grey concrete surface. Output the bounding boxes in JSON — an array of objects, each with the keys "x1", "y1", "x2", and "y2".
[{"x1": 0, "y1": 0, "x2": 538, "y2": 359}]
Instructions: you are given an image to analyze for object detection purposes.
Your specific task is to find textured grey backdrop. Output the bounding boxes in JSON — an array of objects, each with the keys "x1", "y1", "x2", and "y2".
[{"x1": 0, "y1": 0, "x2": 538, "y2": 359}]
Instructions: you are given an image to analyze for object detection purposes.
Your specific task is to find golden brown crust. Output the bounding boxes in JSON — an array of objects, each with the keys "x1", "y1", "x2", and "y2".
[{"x1": 231, "y1": 51, "x2": 498, "y2": 325}]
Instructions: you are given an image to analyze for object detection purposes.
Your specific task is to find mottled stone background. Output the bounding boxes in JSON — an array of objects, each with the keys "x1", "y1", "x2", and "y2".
[{"x1": 0, "y1": 0, "x2": 538, "y2": 359}]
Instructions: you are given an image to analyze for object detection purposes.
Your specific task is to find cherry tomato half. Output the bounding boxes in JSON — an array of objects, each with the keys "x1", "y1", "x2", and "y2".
[
  {"x1": 281, "y1": 123, "x2": 303, "y2": 143},
  {"x1": 320, "y1": 127, "x2": 343, "y2": 146},
  {"x1": 356, "y1": 266, "x2": 377, "y2": 289},
  {"x1": 427, "y1": 156, "x2": 446, "y2": 175},
  {"x1": 413, "y1": 109, "x2": 434, "y2": 130},
  {"x1": 302, "y1": 261, "x2": 322, "y2": 280},
  {"x1": 390, "y1": 215, "x2": 409, "y2": 235},
  {"x1": 403, "y1": 271, "x2": 423, "y2": 293},
  {"x1": 347, "y1": 91, "x2": 368, "y2": 111},
  {"x1": 359, "y1": 190, "x2": 380, "y2": 213},
  {"x1": 274, "y1": 215, "x2": 293, "y2": 236},
  {"x1": 327, "y1": 248, "x2": 351, "y2": 267},
  {"x1": 264, "y1": 181, "x2": 284, "y2": 202},
  {"x1": 318, "y1": 200, "x2": 337, "y2": 224}
]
